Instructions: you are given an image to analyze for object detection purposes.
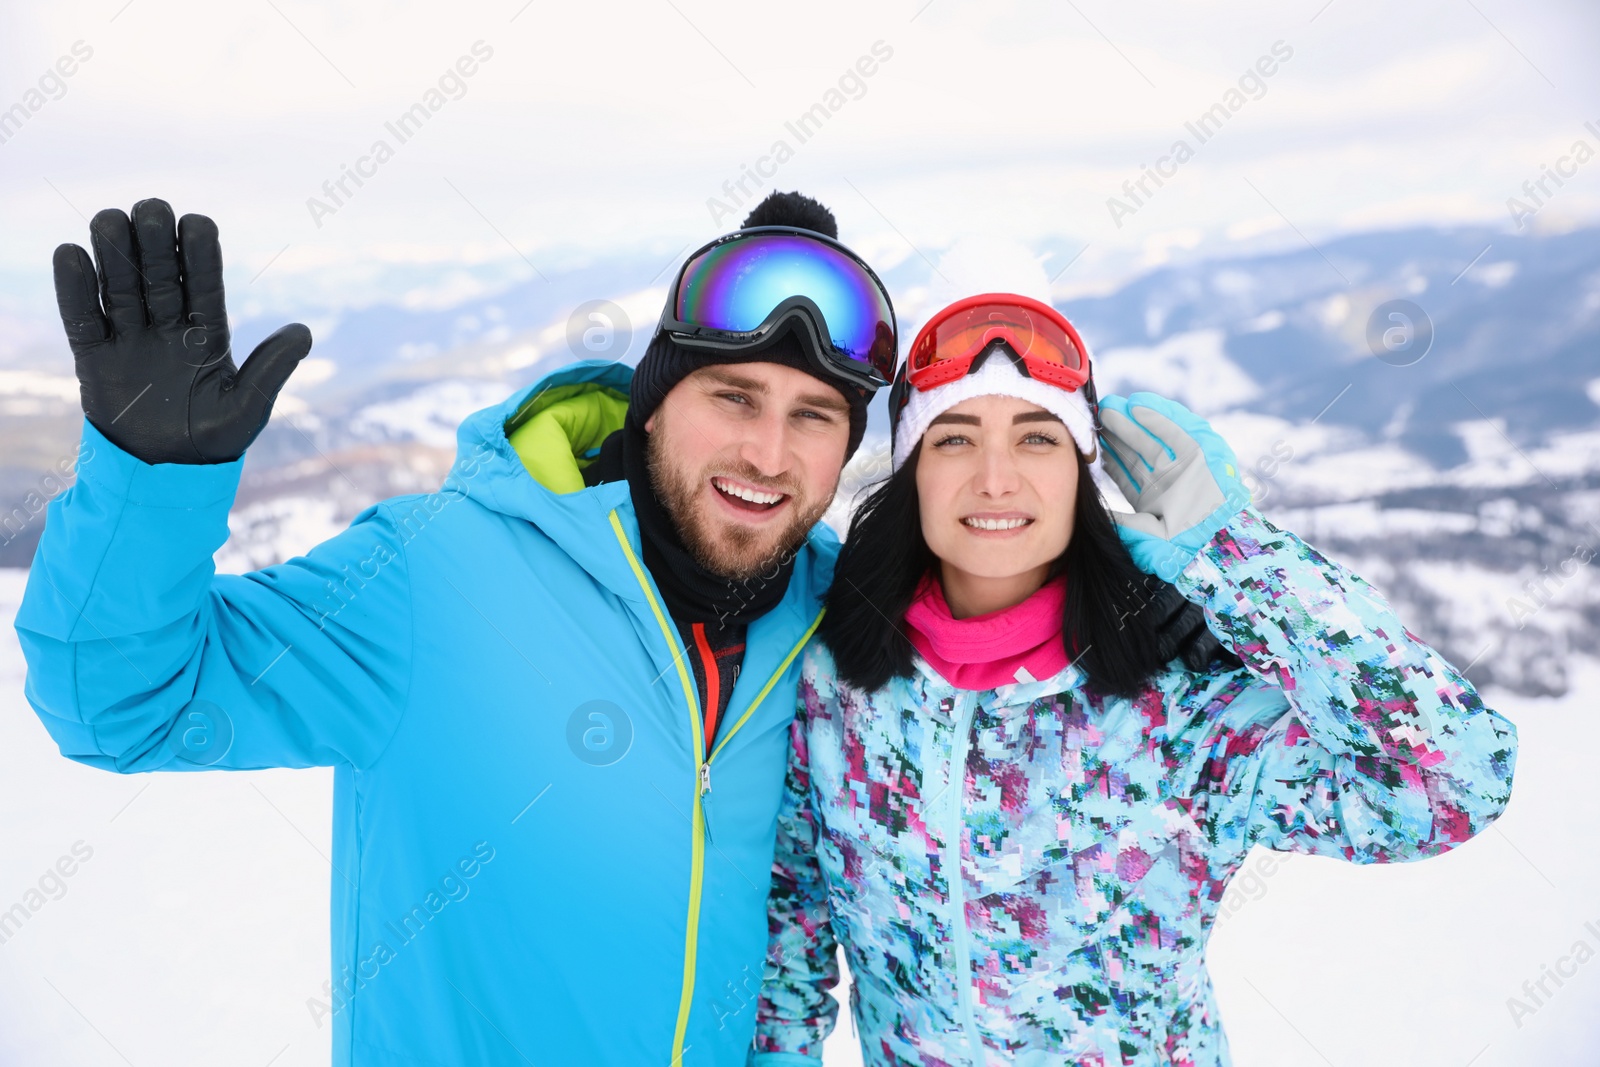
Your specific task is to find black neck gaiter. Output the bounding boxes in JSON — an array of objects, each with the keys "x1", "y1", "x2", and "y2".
[{"x1": 583, "y1": 421, "x2": 796, "y2": 628}]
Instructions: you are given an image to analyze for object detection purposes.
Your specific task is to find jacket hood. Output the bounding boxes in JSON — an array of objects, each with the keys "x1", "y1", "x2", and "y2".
[{"x1": 439, "y1": 359, "x2": 839, "y2": 613}]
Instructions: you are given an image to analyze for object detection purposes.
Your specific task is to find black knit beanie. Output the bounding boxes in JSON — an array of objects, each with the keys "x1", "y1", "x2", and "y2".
[{"x1": 629, "y1": 191, "x2": 873, "y2": 461}]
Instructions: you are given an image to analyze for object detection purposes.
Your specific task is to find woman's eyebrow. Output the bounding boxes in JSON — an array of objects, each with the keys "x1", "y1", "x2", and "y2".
[
  {"x1": 929, "y1": 412, "x2": 981, "y2": 426},
  {"x1": 1013, "y1": 411, "x2": 1064, "y2": 425}
]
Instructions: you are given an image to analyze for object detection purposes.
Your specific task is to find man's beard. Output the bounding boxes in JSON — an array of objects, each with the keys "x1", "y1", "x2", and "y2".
[{"x1": 646, "y1": 432, "x2": 833, "y2": 582}]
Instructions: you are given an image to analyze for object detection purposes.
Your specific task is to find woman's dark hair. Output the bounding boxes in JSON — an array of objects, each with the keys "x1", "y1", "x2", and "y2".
[{"x1": 820, "y1": 440, "x2": 1241, "y2": 699}]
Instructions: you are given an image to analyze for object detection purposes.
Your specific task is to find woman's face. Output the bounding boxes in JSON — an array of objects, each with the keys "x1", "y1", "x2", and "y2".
[{"x1": 915, "y1": 394, "x2": 1080, "y2": 618}]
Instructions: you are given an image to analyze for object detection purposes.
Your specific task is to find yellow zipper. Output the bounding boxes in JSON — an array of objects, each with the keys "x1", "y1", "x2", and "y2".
[{"x1": 608, "y1": 511, "x2": 823, "y2": 1065}]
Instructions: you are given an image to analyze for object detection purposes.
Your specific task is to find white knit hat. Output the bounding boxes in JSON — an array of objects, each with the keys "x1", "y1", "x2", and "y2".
[
  {"x1": 890, "y1": 354, "x2": 1118, "y2": 497},
  {"x1": 891, "y1": 238, "x2": 1118, "y2": 498}
]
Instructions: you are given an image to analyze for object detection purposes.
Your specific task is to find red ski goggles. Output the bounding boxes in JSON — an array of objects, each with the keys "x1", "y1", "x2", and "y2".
[
  {"x1": 890, "y1": 293, "x2": 1101, "y2": 430},
  {"x1": 656, "y1": 226, "x2": 897, "y2": 390}
]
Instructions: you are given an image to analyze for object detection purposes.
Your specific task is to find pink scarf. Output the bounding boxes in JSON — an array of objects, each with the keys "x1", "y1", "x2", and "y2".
[{"x1": 903, "y1": 573, "x2": 1070, "y2": 691}]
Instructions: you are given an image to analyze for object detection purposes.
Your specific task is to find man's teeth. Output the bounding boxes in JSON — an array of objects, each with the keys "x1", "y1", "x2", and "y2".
[
  {"x1": 714, "y1": 478, "x2": 785, "y2": 505},
  {"x1": 963, "y1": 516, "x2": 1031, "y2": 531}
]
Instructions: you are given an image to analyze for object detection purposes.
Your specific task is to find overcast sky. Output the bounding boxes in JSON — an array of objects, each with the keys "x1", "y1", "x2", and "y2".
[{"x1": 2, "y1": 0, "x2": 1598, "y2": 339}]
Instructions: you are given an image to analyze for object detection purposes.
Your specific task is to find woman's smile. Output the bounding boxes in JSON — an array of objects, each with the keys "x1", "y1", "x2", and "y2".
[{"x1": 959, "y1": 511, "x2": 1035, "y2": 534}]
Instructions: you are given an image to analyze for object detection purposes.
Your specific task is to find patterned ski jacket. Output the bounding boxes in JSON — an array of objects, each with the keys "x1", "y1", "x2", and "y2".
[{"x1": 752, "y1": 505, "x2": 1517, "y2": 1067}]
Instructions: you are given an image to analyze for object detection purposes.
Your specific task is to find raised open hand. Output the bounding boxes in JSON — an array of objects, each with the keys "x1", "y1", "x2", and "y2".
[
  {"x1": 1097, "y1": 391, "x2": 1250, "y2": 582},
  {"x1": 52, "y1": 198, "x2": 311, "y2": 464}
]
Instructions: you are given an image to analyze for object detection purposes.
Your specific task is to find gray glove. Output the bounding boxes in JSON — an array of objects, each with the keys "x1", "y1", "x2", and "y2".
[{"x1": 1097, "y1": 391, "x2": 1250, "y2": 582}]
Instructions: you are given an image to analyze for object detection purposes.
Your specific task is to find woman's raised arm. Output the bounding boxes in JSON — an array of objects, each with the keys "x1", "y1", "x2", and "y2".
[{"x1": 1100, "y1": 391, "x2": 1517, "y2": 863}]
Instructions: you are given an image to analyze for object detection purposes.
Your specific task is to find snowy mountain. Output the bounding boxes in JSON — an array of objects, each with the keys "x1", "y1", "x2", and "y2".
[
  {"x1": 1060, "y1": 225, "x2": 1600, "y2": 700},
  {"x1": 2, "y1": 223, "x2": 1597, "y2": 698}
]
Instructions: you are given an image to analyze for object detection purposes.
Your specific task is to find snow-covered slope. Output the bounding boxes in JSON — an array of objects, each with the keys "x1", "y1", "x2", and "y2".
[{"x1": 2, "y1": 567, "x2": 1595, "y2": 1065}]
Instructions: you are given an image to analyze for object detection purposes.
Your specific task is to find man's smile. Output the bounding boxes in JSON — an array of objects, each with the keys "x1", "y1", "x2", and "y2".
[{"x1": 710, "y1": 475, "x2": 791, "y2": 517}]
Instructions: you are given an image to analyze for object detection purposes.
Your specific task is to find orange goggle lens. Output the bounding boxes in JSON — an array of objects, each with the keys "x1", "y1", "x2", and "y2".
[{"x1": 906, "y1": 299, "x2": 1089, "y2": 392}]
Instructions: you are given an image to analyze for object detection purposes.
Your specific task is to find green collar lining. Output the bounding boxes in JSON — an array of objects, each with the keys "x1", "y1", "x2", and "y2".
[{"x1": 504, "y1": 383, "x2": 630, "y2": 494}]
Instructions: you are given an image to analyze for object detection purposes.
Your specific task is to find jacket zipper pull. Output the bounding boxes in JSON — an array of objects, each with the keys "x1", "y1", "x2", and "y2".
[{"x1": 699, "y1": 762, "x2": 715, "y2": 845}]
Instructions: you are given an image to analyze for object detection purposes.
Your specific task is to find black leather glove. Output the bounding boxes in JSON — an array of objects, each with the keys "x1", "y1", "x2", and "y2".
[
  {"x1": 1145, "y1": 580, "x2": 1242, "y2": 672},
  {"x1": 52, "y1": 198, "x2": 312, "y2": 464}
]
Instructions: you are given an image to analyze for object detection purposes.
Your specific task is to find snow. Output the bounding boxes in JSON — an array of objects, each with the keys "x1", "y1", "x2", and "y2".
[
  {"x1": 1094, "y1": 330, "x2": 1263, "y2": 415},
  {"x1": 1455, "y1": 418, "x2": 1516, "y2": 465},
  {"x1": 1271, "y1": 442, "x2": 1442, "y2": 500},
  {"x1": 0, "y1": 369, "x2": 81, "y2": 418},
  {"x1": 1270, "y1": 500, "x2": 1480, "y2": 541},
  {"x1": 2, "y1": 554, "x2": 1597, "y2": 1066},
  {"x1": 1236, "y1": 309, "x2": 1285, "y2": 333},
  {"x1": 1446, "y1": 427, "x2": 1600, "y2": 488},
  {"x1": 215, "y1": 495, "x2": 350, "y2": 575},
  {"x1": 1471, "y1": 261, "x2": 1520, "y2": 288},
  {"x1": 1404, "y1": 558, "x2": 1529, "y2": 635},
  {"x1": 347, "y1": 379, "x2": 512, "y2": 450},
  {"x1": 0, "y1": 370, "x2": 79, "y2": 401},
  {"x1": 1311, "y1": 293, "x2": 1352, "y2": 330},
  {"x1": 0, "y1": 569, "x2": 332, "y2": 1067}
]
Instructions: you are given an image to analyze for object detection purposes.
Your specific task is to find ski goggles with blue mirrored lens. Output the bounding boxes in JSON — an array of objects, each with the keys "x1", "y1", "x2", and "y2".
[{"x1": 656, "y1": 226, "x2": 898, "y2": 390}]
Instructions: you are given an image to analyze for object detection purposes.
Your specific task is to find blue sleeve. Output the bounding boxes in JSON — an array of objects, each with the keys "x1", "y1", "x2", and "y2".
[
  {"x1": 13, "y1": 419, "x2": 415, "y2": 773},
  {"x1": 1166, "y1": 505, "x2": 1518, "y2": 864}
]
